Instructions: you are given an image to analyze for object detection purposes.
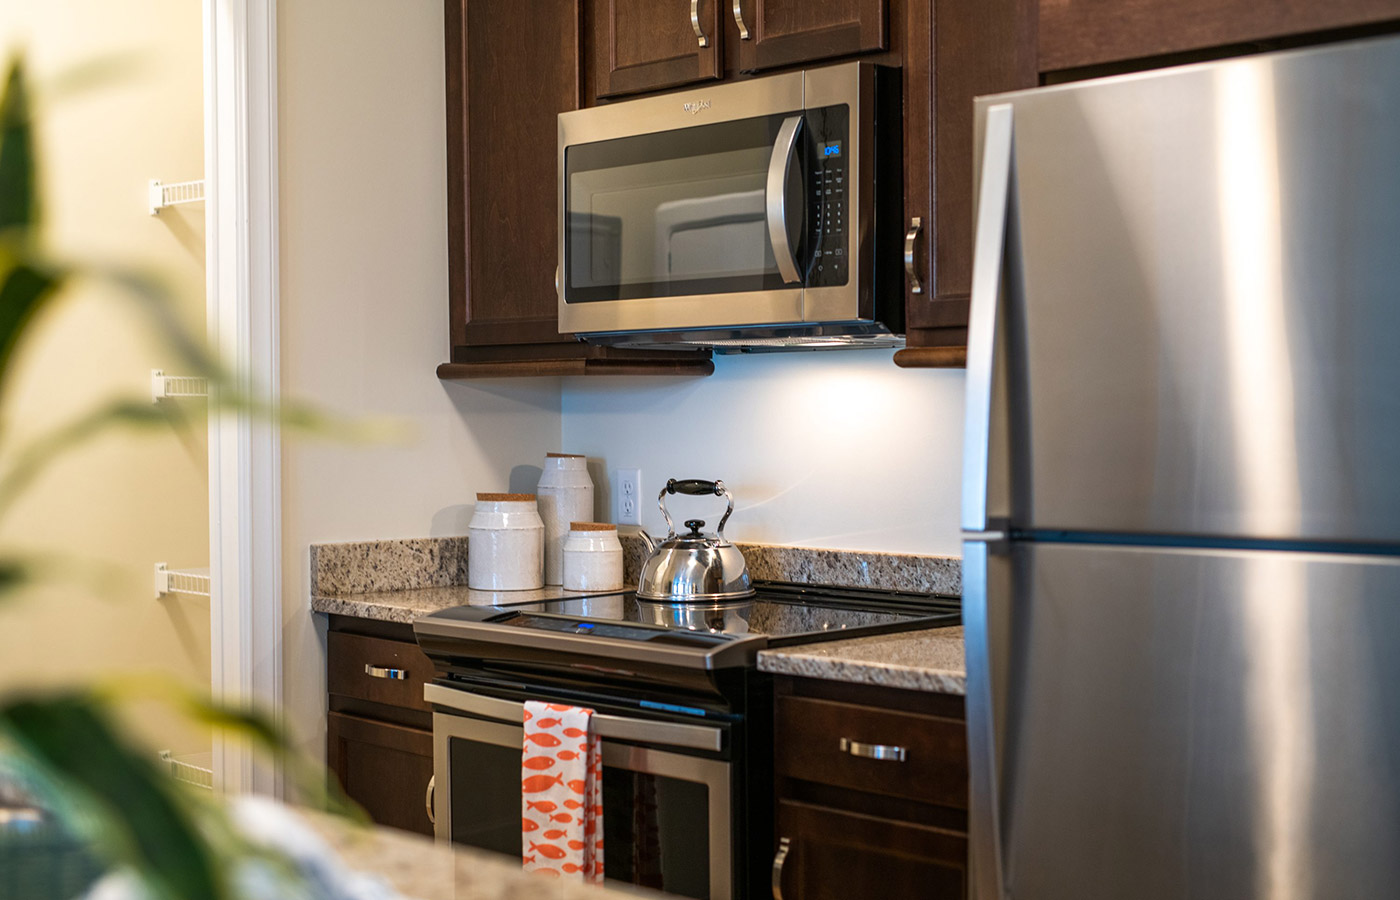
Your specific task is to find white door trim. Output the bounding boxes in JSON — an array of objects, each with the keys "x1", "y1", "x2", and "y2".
[{"x1": 204, "y1": 0, "x2": 282, "y2": 797}]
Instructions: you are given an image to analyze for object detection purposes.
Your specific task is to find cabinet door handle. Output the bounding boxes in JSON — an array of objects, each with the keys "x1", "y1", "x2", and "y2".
[
  {"x1": 733, "y1": 0, "x2": 750, "y2": 39},
  {"x1": 771, "y1": 837, "x2": 791, "y2": 900},
  {"x1": 425, "y1": 775, "x2": 436, "y2": 825},
  {"x1": 904, "y1": 216, "x2": 924, "y2": 294},
  {"x1": 691, "y1": 0, "x2": 709, "y2": 47},
  {"x1": 840, "y1": 737, "x2": 908, "y2": 762},
  {"x1": 364, "y1": 664, "x2": 407, "y2": 680}
]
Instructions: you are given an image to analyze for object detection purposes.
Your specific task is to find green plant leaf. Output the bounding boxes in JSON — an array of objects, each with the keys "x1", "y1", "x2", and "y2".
[
  {"x1": 0, "y1": 693, "x2": 229, "y2": 900},
  {"x1": 181, "y1": 696, "x2": 368, "y2": 823},
  {"x1": 0, "y1": 257, "x2": 63, "y2": 389},
  {"x1": 0, "y1": 58, "x2": 37, "y2": 233}
]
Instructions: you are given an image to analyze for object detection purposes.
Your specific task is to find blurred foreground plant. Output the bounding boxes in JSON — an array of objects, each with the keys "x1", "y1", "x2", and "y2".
[{"x1": 0, "y1": 56, "x2": 367, "y2": 900}]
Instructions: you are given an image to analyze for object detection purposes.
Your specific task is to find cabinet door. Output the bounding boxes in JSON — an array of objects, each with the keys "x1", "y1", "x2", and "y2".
[
  {"x1": 594, "y1": 0, "x2": 722, "y2": 98},
  {"x1": 446, "y1": 0, "x2": 580, "y2": 349},
  {"x1": 1039, "y1": 0, "x2": 1400, "y2": 74},
  {"x1": 896, "y1": 0, "x2": 1035, "y2": 364},
  {"x1": 773, "y1": 799, "x2": 967, "y2": 900},
  {"x1": 327, "y1": 712, "x2": 435, "y2": 837},
  {"x1": 733, "y1": 0, "x2": 887, "y2": 72}
]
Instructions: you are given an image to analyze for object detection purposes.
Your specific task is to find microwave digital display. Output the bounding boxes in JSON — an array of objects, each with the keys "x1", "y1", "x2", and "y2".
[{"x1": 820, "y1": 140, "x2": 842, "y2": 157}]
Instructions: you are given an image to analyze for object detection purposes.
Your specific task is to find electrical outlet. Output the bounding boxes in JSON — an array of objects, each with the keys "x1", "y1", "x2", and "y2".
[{"x1": 616, "y1": 468, "x2": 642, "y2": 525}]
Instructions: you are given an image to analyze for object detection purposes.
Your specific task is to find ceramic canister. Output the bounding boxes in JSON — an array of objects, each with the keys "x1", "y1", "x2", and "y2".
[
  {"x1": 536, "y1": 453, "x2": 595, "y2": 585},
  {"x1": 467, "y1": 493, "x2": 545, "y2": 590},
  {"x1": 561, "y1": 522, "x2": 624, "y2": 592}
]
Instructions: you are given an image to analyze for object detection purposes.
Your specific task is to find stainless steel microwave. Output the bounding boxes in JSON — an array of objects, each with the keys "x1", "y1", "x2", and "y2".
[{"x1": 557, "y1": 62, "x2": 904, "y2": 351}]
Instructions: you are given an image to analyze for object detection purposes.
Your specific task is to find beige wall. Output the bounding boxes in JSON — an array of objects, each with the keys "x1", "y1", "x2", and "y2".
[
  {"x1": 277, "y1": 0, "x2": 563, "y2": 758},
  {"x1": 0, "y1": 2, "x2": 209, "y2": 752}
]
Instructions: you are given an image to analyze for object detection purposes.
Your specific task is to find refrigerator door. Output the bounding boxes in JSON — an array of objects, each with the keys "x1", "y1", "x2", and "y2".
[
  {"x1": 965, "y1": 35, "x2": 1400, "y2": 543},
  {"x1": 964, "y1": 539, "x2": 1400, "y2": 900}
]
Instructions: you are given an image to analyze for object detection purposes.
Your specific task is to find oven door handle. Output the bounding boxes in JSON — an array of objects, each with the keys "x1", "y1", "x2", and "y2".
[
  {"x1": 423, "y1": 683, "x2": 724, "y2": 753},
  {"x1": 765, "y1": 114, "x2": 805, "y2": 285}
]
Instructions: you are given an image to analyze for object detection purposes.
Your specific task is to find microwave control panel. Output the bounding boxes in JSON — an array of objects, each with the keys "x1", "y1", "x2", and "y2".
[{"x1": 806, "y1": 104, "x2": 850, "y2": 288}]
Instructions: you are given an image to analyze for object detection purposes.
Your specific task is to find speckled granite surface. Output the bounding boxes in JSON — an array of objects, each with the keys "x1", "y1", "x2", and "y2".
[
  {"x1": 310, "y1": 535, "x2": 960, "y2": 624},
  {"x1": 757, "y1": 626, "x2": 966, "y2": 695},
  {"x1": 305, "y1": 809, "x2": 660, "y2": 900},
  {"x1": 619, "y1": 533, "x2": 960, "y2": 595},
  {"x1": 311, "y1": 537, "x2": 470, "y2": 595}
]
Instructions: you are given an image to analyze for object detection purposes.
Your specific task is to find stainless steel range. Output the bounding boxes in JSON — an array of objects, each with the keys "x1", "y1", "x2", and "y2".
[{"x1": 414, "y1": 582, "x2": 959, "y2": 900}]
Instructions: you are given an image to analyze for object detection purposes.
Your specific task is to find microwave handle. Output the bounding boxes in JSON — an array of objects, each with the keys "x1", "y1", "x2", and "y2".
[{"x1": 765, "y1": 115, "x2": 804, "y2": 285}]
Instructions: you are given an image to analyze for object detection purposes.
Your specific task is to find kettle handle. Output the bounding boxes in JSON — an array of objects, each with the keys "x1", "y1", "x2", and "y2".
[{"x1": 658, "y1": 479, "x2": 736, "y2": 539}]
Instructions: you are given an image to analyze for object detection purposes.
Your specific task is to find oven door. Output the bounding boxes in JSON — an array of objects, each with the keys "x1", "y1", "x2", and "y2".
[
  {"x1": 557, "y1": 64, "x2": 868, "y2": 337},
  {"x1": 429, "y1": 684, "x2": 734, "y2": 900}
]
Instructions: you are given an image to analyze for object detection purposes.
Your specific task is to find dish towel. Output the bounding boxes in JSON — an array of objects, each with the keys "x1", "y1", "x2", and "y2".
[{"x1": 522, "y1": 701, "x2": 604, "y2": 883}]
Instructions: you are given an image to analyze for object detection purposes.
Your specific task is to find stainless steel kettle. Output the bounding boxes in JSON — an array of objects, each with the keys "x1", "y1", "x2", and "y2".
[{"x1": 636, "y1": 479, "x2": 754, "y2": 602}]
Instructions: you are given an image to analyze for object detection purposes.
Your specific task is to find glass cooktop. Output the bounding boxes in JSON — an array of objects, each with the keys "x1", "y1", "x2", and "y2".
[{"x1": 424, "y1": 582, "x2": 960, "y2": 643}]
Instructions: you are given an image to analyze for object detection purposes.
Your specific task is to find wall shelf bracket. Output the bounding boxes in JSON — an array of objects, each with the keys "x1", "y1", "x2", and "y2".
[
  {"x1": 154, "y1": 563, "x2": 211, "y2": 599},
  {"x1": 151, "y1": 369, "x2": 209, "y2": 402},
  {"x1": 148, "y1": 178, "x2": 205, "y2": 215}
]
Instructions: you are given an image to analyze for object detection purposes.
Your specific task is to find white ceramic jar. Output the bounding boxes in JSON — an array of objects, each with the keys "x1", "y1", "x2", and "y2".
[
  {"x1": 561, "y1": 522, "x2": 624, "y2": 592},
  {"x1": 536, "y1": 453, "x2": 595, "y2": 585},
  {"x1": 467, "y1": 493, "x2": 544, "y2": 590}
]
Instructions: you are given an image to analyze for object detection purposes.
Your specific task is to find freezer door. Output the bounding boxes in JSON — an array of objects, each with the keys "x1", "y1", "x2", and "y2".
[
  {"x1": 965, "y1": 35, "x2": 1400, "y2": 542},
  {"x1": 964, "y1": 539, "x2": 1400, "y2": 900}
]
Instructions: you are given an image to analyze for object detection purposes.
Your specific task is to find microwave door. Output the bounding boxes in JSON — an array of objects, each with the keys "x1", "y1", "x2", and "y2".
[{"x1": 561, "y1": 109, "x2": 809, "y2": 316}]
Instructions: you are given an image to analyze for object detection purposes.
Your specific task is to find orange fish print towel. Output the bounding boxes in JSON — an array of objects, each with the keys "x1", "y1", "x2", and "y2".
[{"x1": 522, "y1": 700, "x2": 604, "y2": 882}]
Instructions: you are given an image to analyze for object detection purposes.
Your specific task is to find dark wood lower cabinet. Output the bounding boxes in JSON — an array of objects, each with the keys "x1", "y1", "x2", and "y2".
[
  {"x1": 326, "y1": 615, "x2": 438, "y2": 837},
  {"x1": 773, "y1": 676, "x2": 969, "y2": 899},
  {"x1": 327, "y1": 711, "x2": 434, "y2": 837},
  {"x1": 775, "y1": 799, "x2": 967, "y2": 900}
]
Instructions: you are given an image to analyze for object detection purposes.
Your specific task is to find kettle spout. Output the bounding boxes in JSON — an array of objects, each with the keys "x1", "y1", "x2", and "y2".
[{"x1": 637, "y1": 530, "x2": 657, "y2": 555}]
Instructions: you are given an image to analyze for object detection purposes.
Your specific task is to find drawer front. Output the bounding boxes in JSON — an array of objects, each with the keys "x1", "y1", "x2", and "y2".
[
  {"x1": 775, "y1": 695, "x2": 968, "y2": 808},
  {"x1": 327, "y1": 631, "x2": 433, "y2": 713}
]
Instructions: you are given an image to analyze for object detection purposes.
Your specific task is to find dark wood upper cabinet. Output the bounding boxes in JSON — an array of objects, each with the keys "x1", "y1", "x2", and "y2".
[
  {"x1": 446, "y1": 0, "x2": 577, "y2": 351},
  {"x1": 1039, "y1": 0, "x2": 1400, "y2": 75},
  {"x1": 441, "y1": 0, "x2": 713, "y2": 378},
  {"x1": 593, "y1": 0, "x2": 723, "y2": 98},
  {"x1": 894, "y1": 0, "x2": 1036, "y2": 367},
  {"x1": 733, "y1": 0, "x2": 889, "y2": 72}
]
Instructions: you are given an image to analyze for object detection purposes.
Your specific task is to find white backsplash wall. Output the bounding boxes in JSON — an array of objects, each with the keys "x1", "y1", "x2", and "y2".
[{"x1": 561, "y1": 350, "x2": 965, "y2": 556}]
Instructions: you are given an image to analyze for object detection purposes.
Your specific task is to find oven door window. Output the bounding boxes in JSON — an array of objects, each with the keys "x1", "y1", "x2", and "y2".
[
  {"x1": 438, "y1": 716, "x2": 732, "y2": 900},
  {"x1": 565, "y1": 112, "x2": 803, "y2": 304}
]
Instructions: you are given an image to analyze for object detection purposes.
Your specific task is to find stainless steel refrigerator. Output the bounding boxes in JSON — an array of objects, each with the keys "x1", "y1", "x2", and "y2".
[{"x1": 961, "y1": 34, "x2": 1400, "y2": 900}]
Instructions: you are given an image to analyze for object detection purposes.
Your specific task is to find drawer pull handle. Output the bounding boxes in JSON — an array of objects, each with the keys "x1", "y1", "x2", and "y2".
[
  {"x1": 364, "y1": 664, "x2": 407, "y2": 680},
  {"x1": 771, "y1": 837, "x2": 791, "y2": 900},
  {"x1": 425, "y1": 775, "x2": 436, "y2": 825},
  {"x1": 839, "y1": 737, "x2": 907, "y2": 762}
]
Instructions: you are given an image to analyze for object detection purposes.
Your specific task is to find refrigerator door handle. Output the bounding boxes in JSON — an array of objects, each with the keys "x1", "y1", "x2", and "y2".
[{"x1": 962, "y1": 103, "x2": 1015, "y2": 535}]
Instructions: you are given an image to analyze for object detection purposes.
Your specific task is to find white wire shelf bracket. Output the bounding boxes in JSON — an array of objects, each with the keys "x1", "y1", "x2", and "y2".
[
  {"x1": 154, "y1": 563, "x2": 211, "y2": 599},
  {"x1": 150, "y1": 369, "x2": 209, "y2": 402},
  {"x1": 159, "y1": 751, "x2": 214, "y2": 790},
  {"x1": 148, "y1": 178, "x2": 205, "y2": 215}
]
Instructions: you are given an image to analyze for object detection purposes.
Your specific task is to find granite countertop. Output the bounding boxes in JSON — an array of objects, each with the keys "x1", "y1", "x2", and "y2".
[
  {"x1": 309, "y1": 535, "x2": 962, "y2": 625},
  {"x1": 757, "y1": 626, "x2": 966, "y2": 695},
  {"x1": 308, "y1": 811, "x2": 658, "y2": 900}
]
